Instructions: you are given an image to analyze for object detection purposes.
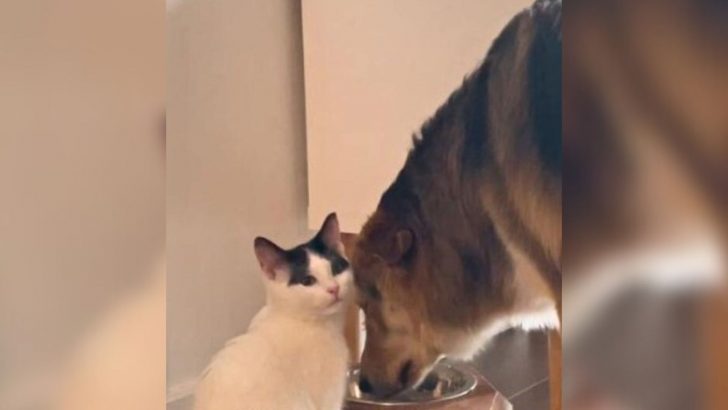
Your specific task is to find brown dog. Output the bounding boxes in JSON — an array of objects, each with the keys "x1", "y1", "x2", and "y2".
[{"x1": 351, "y1": 0, "x2": 562, "y2": 397}]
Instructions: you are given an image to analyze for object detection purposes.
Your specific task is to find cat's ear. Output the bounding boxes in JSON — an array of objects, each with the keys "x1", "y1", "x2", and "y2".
[
  {"x1": 254, "y1": 237, "x2": 285, "y2": 280},
  {"x1": 317, "y1": 212, "x2": 344, "y2": 253}
]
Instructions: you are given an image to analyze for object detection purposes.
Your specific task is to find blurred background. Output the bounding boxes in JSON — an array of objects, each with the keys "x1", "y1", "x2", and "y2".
[
  {"x1": 563, "y1": 0, "x2": 728, "y2": 408},
  {"x1": 0, "y1": 0, "x2": 164, "y2": 409}
]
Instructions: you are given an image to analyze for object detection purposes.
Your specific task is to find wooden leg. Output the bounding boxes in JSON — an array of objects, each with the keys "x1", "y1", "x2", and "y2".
[
  {"x1": 342, "y1": 233, "x2": 360, "y2": 364},
  {"x1": 700, "y1": 289, "x2": 728, "y2": 410},
  {"x1": 549, "y1": 329, "x2": 562, "y2": 410},
  {"x1": 343, "y1": 298, "x2": 360, "y2": 364}
]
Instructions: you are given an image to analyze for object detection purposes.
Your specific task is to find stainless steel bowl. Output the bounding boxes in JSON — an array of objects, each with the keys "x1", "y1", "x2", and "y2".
[{"x1": 346, "y1": 361, "x2": 478, "y2": 406}]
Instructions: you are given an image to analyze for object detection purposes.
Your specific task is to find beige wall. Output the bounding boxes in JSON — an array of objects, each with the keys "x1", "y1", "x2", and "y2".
[
  {"x1": 302, "y1": 0, "x2": 533, "y2": 232},
  {"x1": 166, "y1": 0, "x2": 309, "y2": 400}
]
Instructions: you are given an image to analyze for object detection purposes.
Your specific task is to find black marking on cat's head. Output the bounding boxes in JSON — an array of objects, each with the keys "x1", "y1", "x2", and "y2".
[
  {"x1": 306, "y1": 234, "x2": 350, "y2": 276},
  {"x1": 305, "y1": 212, "x2": 350, "y2": 277},
  {"x1": 284, "y1": 246, "x2": 312, "y2": 286},
  {"x1": 284, "y1": 238, "x2": 349, "y2": 286},
  {"x1": 255, "y1": 213, "x2": 349, "y2": 286}
]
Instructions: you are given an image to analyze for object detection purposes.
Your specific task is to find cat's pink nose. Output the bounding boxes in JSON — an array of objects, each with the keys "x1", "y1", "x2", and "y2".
[{"x1": 326, "y1": 285, "x2": 340, "y2": 298}]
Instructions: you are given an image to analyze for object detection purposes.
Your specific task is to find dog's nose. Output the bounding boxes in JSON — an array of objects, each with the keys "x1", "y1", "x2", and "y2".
[
  {"x1": 358, "y1": 375, "x2": 373, "y2": 394},
  {"x1": 326, "y1": 284, "x2": 340, "y2": 298}
]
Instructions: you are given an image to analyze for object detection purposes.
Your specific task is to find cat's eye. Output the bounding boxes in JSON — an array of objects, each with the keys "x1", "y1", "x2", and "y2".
[
  {"x1": 301, "y1": 275, "x2": 317, "y2": 286},
  {"x1": 331, "y1": 256, "x2": 349, "y2": 275}
]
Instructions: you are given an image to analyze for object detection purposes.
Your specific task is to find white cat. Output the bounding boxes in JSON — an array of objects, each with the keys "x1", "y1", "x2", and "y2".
[{"x1": 194, "y1": 213, "x2": 352, "y2": 410}]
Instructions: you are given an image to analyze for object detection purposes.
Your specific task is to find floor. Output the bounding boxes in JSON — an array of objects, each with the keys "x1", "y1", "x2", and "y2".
[
  {"x1": 168, "y1": 329, "x2": 551, "y2": 410},
  {"x1": 565, "y1": 290, "x2": 699, "y2": 410},
  {"x1": 168, "y1": 396, "x2": 193, "y2": 410},
  {"x1": 473, "y1": 328, "x2": 550, "y2": 410}
]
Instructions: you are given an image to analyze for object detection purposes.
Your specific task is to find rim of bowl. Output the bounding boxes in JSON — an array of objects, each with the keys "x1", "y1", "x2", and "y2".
[{"x1": 345, "y1": 361, "x2": 478, "y2": 406}]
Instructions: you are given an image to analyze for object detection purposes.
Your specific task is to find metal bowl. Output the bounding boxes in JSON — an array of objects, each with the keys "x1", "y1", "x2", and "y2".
[{"x1": 346, "y1": 361, "x2": 478, "y2": 406}]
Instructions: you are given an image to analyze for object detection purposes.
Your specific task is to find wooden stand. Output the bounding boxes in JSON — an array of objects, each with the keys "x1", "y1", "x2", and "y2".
[
  {"x1": 549, "y1": 330, "x2": 562, "y2": 410},
  {"x1": 701, "y1": 289, "x2": 728, "y2": 410},
  {"x1": 342, "y1": 233, "x2": 361, "y2": 364}
]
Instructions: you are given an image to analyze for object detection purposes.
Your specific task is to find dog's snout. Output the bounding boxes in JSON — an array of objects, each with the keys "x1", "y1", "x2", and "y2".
[{"x1": 358, "y1": 375, "x2": 373, "y2": 394}]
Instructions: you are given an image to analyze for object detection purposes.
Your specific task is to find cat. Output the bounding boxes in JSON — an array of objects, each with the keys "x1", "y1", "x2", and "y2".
[{"x1": 194, "y1": 213, "x2": 353, "y2": 410}]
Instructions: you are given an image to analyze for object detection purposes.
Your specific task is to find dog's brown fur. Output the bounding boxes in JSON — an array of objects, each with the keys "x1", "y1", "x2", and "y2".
[
  {"x1": 352, "y1": 0, "x2": 562, "y2": 396},
  {"x1": 351, "y1": 0, "x2": 727, "y2": 402}
]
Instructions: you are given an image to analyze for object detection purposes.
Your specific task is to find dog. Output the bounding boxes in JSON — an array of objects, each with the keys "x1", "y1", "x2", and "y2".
[
  {"x1": 351, "y1": 0, "x2": 562, "y2": 397},
  {"x1": 351, "y1": 0, "x2": 728, "y2": 404}
]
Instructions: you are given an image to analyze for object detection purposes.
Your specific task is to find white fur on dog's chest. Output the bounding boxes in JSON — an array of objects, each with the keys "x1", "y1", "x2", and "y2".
[
  {"x1": 444, "y1": 242, "x2": 559, "y2": 361},
  {"x1": 509, "y1": 244, "x2": 559, "y2": 331}
]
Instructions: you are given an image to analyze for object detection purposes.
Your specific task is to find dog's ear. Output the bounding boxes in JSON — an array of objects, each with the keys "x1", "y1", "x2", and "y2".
[
  {"x1": 364, "y1": 225, "x2": 414, "y2": 265},
  {"x1": 389, "y1": 229, "x2": 414, "y2": 263}
]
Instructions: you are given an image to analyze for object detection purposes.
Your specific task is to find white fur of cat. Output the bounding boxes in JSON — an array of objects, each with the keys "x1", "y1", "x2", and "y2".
[{"x1": 194, "y1": 214, "x2": 352, "y2": 410}]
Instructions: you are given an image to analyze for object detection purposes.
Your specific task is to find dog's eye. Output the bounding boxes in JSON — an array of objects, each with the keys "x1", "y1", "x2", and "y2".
[
  {"x1": 301, "y1": 276, "x2": 317, "y2": 286},
  {"x1": 367, "y1": 284, "x2": 381, "y2": 300}
]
